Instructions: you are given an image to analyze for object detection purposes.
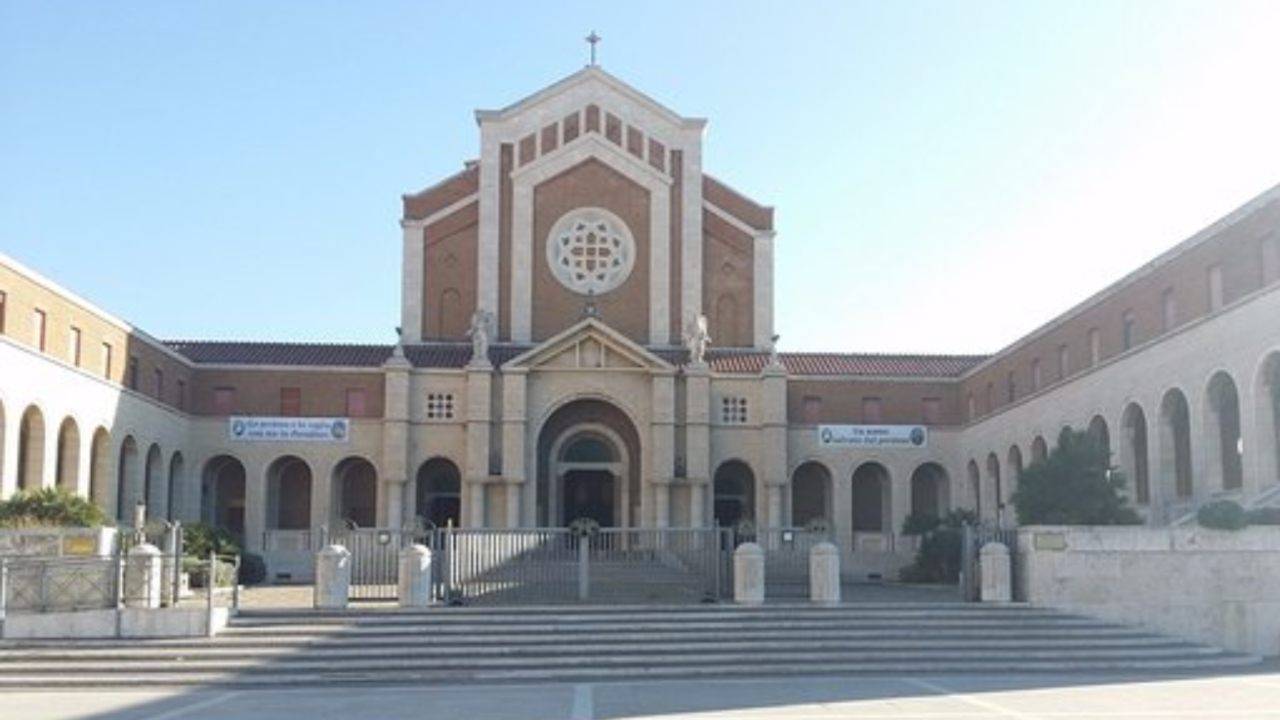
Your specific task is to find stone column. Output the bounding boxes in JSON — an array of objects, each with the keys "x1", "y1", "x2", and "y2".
[
  {"x1": 685, "y1": 365, "x2": 711, "y2": 527},
  {"x1": 464, "y1": 365, "x2": 493, "y2": 528},
  {"x1": 733, "y1": 542, "x2": 765, "y2": 606},
  {"x1": 502, "y1": 369, "x2": 528, "y2": 527},
  {"x1": 382, "y1": 347, "x2": 412, "y2": 529},
  {"x1": 650, "y1": 373, "x2": 676, "y2": 528},
  {"x1": 809, "y1": 541, "x2": 840, "y2": 605},
  {"x1": 242, "y1": 457, "x2": 267, "y2": 553},
  {"x1": 760, "y1": 361, "x2": 788, "y2": 527},
  {"x1": 314, "y1": 544, "x2": 351, "y2": 610},
  {"x1": 398, "y1": 544, "x2": 433, "y2": 608},
  {"x1": 124, "y1": 543, "x2": 163, "y2": 609},
  {"x1": 0, "y1": 411, "x2": 19, "y2": 498},
  {"x1": 980, "y1": 541, "x2": 1012, "y2": 603}
]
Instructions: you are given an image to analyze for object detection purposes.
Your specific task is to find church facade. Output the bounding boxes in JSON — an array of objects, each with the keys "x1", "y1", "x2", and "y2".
[{"x1": 2, "y1": 68, "x2": 1279, "y2": 579}]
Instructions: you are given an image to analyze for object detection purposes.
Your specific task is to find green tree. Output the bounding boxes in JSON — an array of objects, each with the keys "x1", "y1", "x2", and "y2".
[
  {"x1": 0, "y1": 488, "x2": 110, "y2": 528},
  {"x1": 1012, "y1": 427, "x2": 1142, "y2": 525}
]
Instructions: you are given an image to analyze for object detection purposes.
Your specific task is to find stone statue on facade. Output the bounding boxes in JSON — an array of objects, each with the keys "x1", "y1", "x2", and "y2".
[
  {"x1": 466, "y1": 309, "x2": 493, "y2": 367},
  {"x1": 767, "y1": 333, "x2": 781, "y2": 367},
  {"x1": 685, "y1": 314, "x2": 711, "y2": 366}
]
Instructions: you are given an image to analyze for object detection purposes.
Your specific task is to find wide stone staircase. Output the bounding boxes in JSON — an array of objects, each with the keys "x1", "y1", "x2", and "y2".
[{"x1": 0, "y1": 603, "x2": 1262, "y2": 688}]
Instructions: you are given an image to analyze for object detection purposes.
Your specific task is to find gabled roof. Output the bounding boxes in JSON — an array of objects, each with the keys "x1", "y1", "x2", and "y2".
[
  {"x1": 504, "y1": 317, "x2": 675, "y2": 372},
  {"x1": 474, "y1": 66, "x2": 705, "y2": 131},
  {"x1": 707, "y1": 350, "x2": 987, "y2": 378}
]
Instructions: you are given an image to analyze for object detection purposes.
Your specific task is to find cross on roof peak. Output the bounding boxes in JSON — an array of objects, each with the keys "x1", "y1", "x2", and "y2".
[{"x1": 585, "y1": 31, "x2": 601, "y2": 66}]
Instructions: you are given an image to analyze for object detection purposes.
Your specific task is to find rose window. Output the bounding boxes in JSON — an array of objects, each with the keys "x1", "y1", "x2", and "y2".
[{"x1": 546, "y1": 208, "x2": 635, "y2": 295}]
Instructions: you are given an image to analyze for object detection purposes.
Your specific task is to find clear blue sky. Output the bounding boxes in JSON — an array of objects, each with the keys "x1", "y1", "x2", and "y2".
[{"x1": 3, "y1": 1, "x2": 1279, "y2": 353}]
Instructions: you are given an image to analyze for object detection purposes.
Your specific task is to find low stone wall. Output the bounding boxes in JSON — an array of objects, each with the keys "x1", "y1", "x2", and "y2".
[
  {"x1": 1, "y1": 607, "x2": 228, "y2": 639},
  {"x1": 1017, "y1": 525, "x2": 1280, "y2": 656},
  {"x1": 0, "y1": 527, "x2": 118, "y2": 557}
]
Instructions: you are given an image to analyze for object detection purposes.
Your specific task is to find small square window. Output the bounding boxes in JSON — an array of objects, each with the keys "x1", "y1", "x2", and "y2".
[
  {"x1": 102, "y1": 343, "x2": 113, "y2": 379},
  {"x1": 69, "y1": 326, "x2": 82, "y2": 366},
  {"x1": 427, "y1": 393, "x2": 455, "y2": 420},
  {"x1": 32, "y1": 309, "x2": 46, "y2": 351},
  {"x1": 721, "y1": 396, "x2": 748, "y2": 424}
]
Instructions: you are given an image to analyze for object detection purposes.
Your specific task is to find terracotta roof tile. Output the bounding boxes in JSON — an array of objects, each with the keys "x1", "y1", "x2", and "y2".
[
  {"x1": 165, "y1": 341, "x2": 985, "y2": 377},
  {"x1": 707, "y1": 351, "x2": 987, "y2": 377}
]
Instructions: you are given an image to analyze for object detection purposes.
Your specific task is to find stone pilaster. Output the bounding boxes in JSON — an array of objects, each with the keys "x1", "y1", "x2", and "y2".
[
  {"x1": 381, "y1": 347, "x2": 412, "y2": 529},
  {"x1": 400, "y1": 221, "x2": 424, "y2": 343},
  {"x1": 501, "y1": 369, "x2": 528, "y2": 527},
  {"x1": 464, "y1": 365, "x2": 493, "y2": 527},
  {"x1": 761, "y1": 360, "x2": 788, "y2": 527},
  {"x1": 684, "y1": 364, "x2": 711, "y2": 527},
  {"x1": 650, "y1": 373, "x2": 676, "y2": 527}
]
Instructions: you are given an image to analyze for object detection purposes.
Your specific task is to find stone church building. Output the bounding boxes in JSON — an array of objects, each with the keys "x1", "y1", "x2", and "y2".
[{"x1": 2, "y1": 67, "x2": 1279, "y2": 579}]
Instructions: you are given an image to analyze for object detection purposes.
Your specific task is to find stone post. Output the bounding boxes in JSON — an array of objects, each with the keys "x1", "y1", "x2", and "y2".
[
  {"x1": 314, "y1": 544, "x2": 351, "y2": 610},
  {"x1": 733, "y1": 542, "x2": 765, "y2": 606},
  {"x1": 761, "y1": 362, "x2": 788, "y2": 526},
  {"x1": 383, "y1": 346, "x2": 412, "y2": 528},
  {"x1": 980, "y1": 541, "x2": 1012, "y2": 603},
  {"x1": 398, "y1": 544, "x2": 433, "y2": 608},
  {"x1": 465, "y1": 367, "x2": 493, "y2": 527},
  {"x1": 809, "y1": 541, "x2": 840, "y2": 606},
  {"x1": 685, "y1": 364, "x2": 711, "y2": 527},
  {"x1": 124, "y1": 542, "x2": 163, "y2": 609}
]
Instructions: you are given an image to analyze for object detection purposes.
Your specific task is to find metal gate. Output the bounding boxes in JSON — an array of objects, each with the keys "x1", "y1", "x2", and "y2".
[
  {"x1": 960, "y1": 524, "x2": 1019, "y2": 601},
  {"x1": 326, "y1": 526, "x2": 426, "y2": 601},
  {"x1": 733, "y1": 527, "x2": 829, "y2": 599}
]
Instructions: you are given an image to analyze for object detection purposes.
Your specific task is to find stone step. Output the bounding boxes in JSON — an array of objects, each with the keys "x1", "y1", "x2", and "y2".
[
  {"x1": 0, "y1": 654, "x2": 1260, "y2": 689},
  {"x1": 0, "y1": 644, "x2": 1247, "y2": 675},
  {"x1": 0, "y1": 634, "x2": 1198, "y2": 661}
]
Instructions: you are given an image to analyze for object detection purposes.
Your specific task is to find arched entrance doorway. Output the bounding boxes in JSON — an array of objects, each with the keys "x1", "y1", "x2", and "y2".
[
  {"x1": 536, "y1": 399, "x2": 640, "y2": 527},
  {"x1": 415, "y1": 457, "x2": 461, "y2": 528}
]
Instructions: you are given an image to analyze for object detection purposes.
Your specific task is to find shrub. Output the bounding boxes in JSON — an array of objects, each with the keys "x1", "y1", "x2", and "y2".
[
  {"x1": 239, "y1": 552, "x2": 268, "y2": 586},
  {"x1": 1012, "y1": 428, "x2": 1143, "y2": 526},
  {"x1": 0, "y1": 488, "x2": 110, "y2": 528},
  {"x1": 1197, "y1": 500, "x2": 1248, "y2": 530},
  {"x1": 899, "y1": 510, "x2": 975, "y2": 583},
  {"x1": 182, "y1": 556, "x2": 236, "y2": 588},
  {"x1": 182, "y1": 522, "x2": 241, "y2": 558},
  {"x1": 1245, "y1": 507, "x2": 1280, "y2": 526},
  {"x1": 901, "y1": 512, "x2": 942, "y2": 537}
]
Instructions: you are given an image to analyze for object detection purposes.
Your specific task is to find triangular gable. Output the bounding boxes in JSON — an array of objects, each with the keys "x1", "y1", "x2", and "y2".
[
  {"x1": 475, "y1": 66, "x2": 705, "y2": 133},
  {"x1": 505, "y1": 317, "x2": 674, "y2": 372}
]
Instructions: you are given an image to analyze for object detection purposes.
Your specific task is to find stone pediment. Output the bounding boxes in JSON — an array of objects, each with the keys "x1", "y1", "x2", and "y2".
[{"x1": 505, "y1": 318, "x2": 674, "y2": 373}]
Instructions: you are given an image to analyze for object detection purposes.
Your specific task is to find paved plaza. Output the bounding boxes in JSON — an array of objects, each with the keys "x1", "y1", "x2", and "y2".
[{"x1": 6, "y1": 670, "x2": 1280, "y2": 720}]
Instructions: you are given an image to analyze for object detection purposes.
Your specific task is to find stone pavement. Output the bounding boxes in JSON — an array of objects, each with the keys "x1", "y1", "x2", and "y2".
[{"x1": 5, "y1": 670, "x2": 1280, "y2": 720}]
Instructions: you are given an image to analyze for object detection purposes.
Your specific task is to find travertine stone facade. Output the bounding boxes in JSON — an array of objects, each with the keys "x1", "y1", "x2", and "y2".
[{"x1": 2, "y1": 67, "x2": 1278, "y2": 581}]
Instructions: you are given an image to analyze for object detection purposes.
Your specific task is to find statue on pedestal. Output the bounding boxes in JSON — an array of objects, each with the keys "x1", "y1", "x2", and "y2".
[
  {"x1": 467, "y1": 309, "x2": 493, "y2": 367},
  {"x1": 684, "y1": 314, "x2": 711, "y2": 366}
]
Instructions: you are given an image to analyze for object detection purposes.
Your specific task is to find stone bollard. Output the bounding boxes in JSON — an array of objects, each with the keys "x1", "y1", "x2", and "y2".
[
  {"x1": 398, "y1": 544, "x2": 434, "y2": 609},
  {"x1": 808, "y1": 541, "x2": 840, "y2": 606},
  {"x1": 733, "y1": 542, "x2": 765, "y2": 606},
  {"x1": 979, "y1": 541, "x2": 1012, "y2": 603},
  {"x1": 124, "y1": 542, "x2": 163, "y2": 609},
  {"x1": 314, "y1": 544, "x2": 352, "y2": 610}
]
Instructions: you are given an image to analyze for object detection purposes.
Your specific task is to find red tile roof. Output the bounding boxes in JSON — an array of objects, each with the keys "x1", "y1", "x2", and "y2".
[
  {"x1": 165, "y1": 341, "x2": 986, "y2": 377},
  {"x1": 707, "y1": 351, "x2": 987, "y2": 377}
]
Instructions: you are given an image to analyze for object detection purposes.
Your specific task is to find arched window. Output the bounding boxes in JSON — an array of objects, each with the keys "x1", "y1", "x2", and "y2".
[
  {"x1": 416, "y1": 458, "x2": 462, "y2": 528},
  {"x1": 713, "y1": 460, "x2": 755, "y2": 527},
  {"x1": 1160, "y1": 389, "x2": 1194, "y2": 500},
  {"x1": 266, "y1": 456, "x2": 312, "y2": 530},
  {"x1": 790, "y1": 462, "x2": 830, "y2": 527},
  {"x1": 851, "y1": 462, "x2": 891, "y2": 532},
  {"x1": 333, "y1": 457, "x2": 378, "y2": 527},
  {"x1": 55, "y1": 417, "x2": 80, "y2": 493},
  {"x1": 1121, "y1": 403, "x2": 1150, "y2": 505},
  {"x1": 909, "y1": 462, "x2": 950, "y2": 519},
  {"x1": 17, "y1": 405, "x2": 46, "y2": 491},
  {"x1": 1205, "y1": 372, "x2": 1243, "y2": 491}
]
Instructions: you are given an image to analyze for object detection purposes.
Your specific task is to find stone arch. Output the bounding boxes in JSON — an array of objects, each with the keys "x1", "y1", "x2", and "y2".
[
  {"x1": 714, "y1": 293, "x2": 742, "y2": 347},
  {"x1": 55, "y1": 416, "x2": 80, "y2": 493},
  {"x1": 115, "y1": 436, "x2": 139, "y2": 523},
  {"x1": 1255, "y1": 351, "x2": 1280, "y2": 485},
  {"x1": 909, "y1": 462, "x2": 950, "y2": 518},
  {"x1": 201, "y1": 455, "x2": 246, "y2": 537},
  {"x1": 713, "y1": 459, "x2": 755, "y2": 528},
  {"x1": 967, "y1": 459, "x2": 981, "y2": 516},
  {"x1": 88, "y1": 427, "x2": 111, "y2": 512},
  {"x1": 438, "y1": 288, "x2": 464, "y2": 338},
  {"x1": 1031, "y1": 435, "x2": 1048, "y2": 464},
  {"x1": 536, "y1": 397, "x2": 641, "y2": 527},
  {"x1": 1007, "y1": 444, "x2": 1024, "y2": 499},
  {"x1": 985, "y1": 452, "x2": 1003, "y2": 523},
  {"x1": 1204, "y1": 371, "x2": 1243, "y2": 491},
  {"x1": 790, "y1": 461, "x2": 831, "y2": 526},
  {"x1": 1120, "y1": 403, "x2": 1151, "y2": 505},
  {"x1": 17, "y1": 404, "x2": 46, "y2": 491},
  {"x1": 851, "y1": 461, "x2": 891, "y2": 532},
  {"x1": 167, "y1": 452, "x2": 185, "y2": 520},
  {"x1": 144, "y1": 443, "x2": 164, "y2": 519},
  {"x1": 1087, "y1": 414, "x2": 1111, "y2": 463},
  {"x1": 266, "y1": 455, "x2": 312, "y2": 530},
  {"x1": 332, "y1": 456, "x2": 378, "y2": 527},
  {"x1": 1159, "y1": 388, "x2": 1194, "y2": 500},
  {"x1": 415, "y1": 457, "x2": 461, "y2": 528}
]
